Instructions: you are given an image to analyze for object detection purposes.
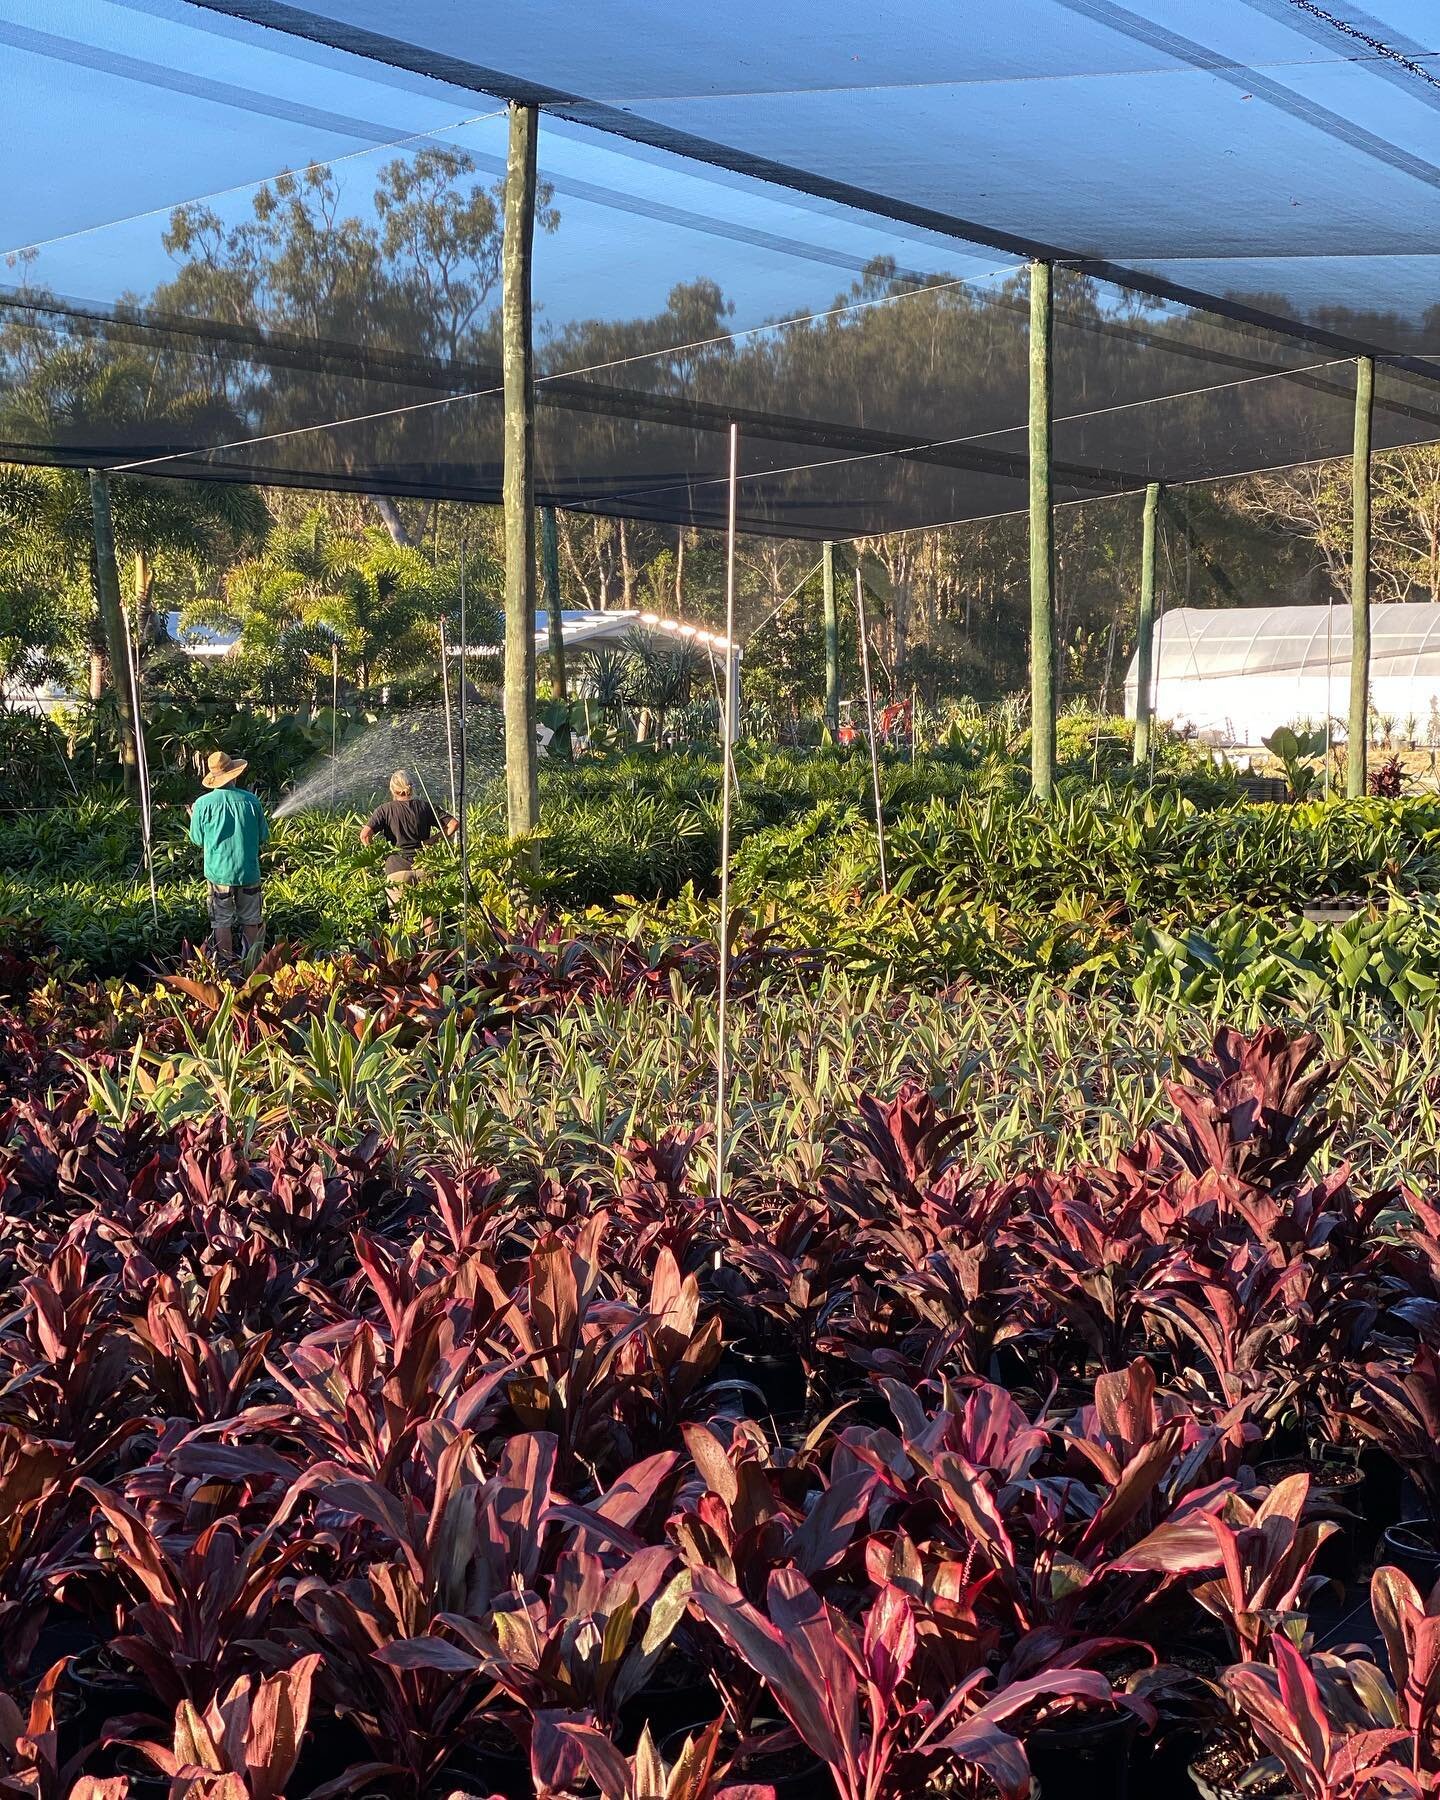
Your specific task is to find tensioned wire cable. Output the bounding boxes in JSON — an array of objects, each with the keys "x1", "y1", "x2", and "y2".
[
  {"x1": 592, "y1": 355, "x2": 1356, "y2": 514},
  {"x1": 834, "y1": 426, "x2": 1440, "y2": 545},
  {"x1": 106, "y1": 262, "x2": 1021, "y2": 474}
]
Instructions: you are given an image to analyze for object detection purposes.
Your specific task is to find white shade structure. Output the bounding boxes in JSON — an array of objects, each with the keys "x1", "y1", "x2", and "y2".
[
  {"x1": 1124, "y1": 604, "x2": 1440, "y2": 748},
  {"x1": 450, "y1": 610, "x2": 739, "y2": 661},
  {"x1": 533, "y1": 610, "x2": 737, "y2": 657}
]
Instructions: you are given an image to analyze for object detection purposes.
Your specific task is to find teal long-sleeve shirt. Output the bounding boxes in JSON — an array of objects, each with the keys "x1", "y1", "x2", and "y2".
[{"x1": 189, "y1": 786, "x2": 269, "y2": 886}]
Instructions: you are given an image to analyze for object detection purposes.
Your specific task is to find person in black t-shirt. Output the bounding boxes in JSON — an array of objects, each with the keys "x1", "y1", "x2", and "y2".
[{"x1": 360, "y1": 770, "x2": 459, "y2": 912}]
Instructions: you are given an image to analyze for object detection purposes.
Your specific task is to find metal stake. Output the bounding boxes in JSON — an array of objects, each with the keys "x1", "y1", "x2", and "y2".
[
  {"x1": 855, "y1": 569, "x2": 889, "y2": 896},
  {"x1": 120, "y1": 607, "x2": 158, "y2": 928},
  {"x1": 330, "y1": 639, "x2": 339, "y2": 810},
  {"x1": 1029, "y1": 259, "x2": 1056, "y2": 799},
  {"x1": 457, "y1": 535, "x2": 472, "y2": 968},
  {"x1": 714, "y1": 422, "x2": 740, "y2": 1203},
  {"x1": 439, "y1": 614, "x2": 458, "y2": 818}
]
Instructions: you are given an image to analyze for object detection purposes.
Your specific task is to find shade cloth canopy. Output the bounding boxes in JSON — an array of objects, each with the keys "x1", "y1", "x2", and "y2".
[{"x1": 3, "y1": 0, "x2": 1438, "y2": 536}]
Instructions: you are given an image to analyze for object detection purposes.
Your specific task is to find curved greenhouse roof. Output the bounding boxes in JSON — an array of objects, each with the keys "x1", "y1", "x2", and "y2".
[{"x1": 1123, "y1": 604, "x2": 1440, "y2": 748}]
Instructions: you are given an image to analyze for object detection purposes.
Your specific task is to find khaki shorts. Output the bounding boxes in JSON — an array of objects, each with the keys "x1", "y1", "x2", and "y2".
[{"x1": 207, "y1": 883, "x2": 263, "y2": 932}]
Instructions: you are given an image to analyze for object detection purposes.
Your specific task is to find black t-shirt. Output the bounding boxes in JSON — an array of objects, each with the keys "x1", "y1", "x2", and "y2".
[{"x1": 365, "y1": 797, "x2": 439, "y2": 854}]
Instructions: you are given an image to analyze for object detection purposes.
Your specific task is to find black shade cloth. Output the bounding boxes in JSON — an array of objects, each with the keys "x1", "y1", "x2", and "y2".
[{"x1": 3, "y1": 0, "x2": 1438, "y2": 537}]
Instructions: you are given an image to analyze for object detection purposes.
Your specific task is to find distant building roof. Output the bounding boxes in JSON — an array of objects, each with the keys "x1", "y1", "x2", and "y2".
[{"x1": 166, "y1": 611, "x2": 240, "y2": 658}]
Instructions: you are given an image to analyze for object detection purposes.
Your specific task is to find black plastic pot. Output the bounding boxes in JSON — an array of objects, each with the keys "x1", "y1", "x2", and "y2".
[
  {"x1": 659, "y1": 1716, "x2": 822, "y2": 1799},
  {"x1": 451, "y1": 1709, "x2": 537, "y2": 1799},
  {"x1": 619, "y1": 1665, "x2": 719, "y2": 1750},
  {"x1": 729, "y1": 1346, "x2": 809, "y2": 1416},
  {"x1": 69, "y1": 1644, "x2": 150, "y2": 1739},
  {"x1": 1189, "y1": 1747, "x2": 1297, "y2": 1800},
  {"x1": 1380, "y1": 1520, "x2": 1440, "y2": 1589},
  {"x1": 1256, "y1": 1454, "x2": 1370, "y2": 1580},
  {"x1": 1025, "y1": 1709, "x2": 1139, "y2": 1800},
  {"x1": 110, "y1": 1746, "x2": 169, "y2": 1798}
]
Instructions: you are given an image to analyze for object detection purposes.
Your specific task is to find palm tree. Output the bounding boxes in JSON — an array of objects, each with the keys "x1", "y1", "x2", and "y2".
[{"x1": 188, "y1": 510, "x2": 492, "y2": 706}]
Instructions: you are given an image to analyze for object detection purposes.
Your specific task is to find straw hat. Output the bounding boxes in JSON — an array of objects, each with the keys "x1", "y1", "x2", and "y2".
[{"x1": 202, "y1": 750, "x2": 248, "y2": 789}]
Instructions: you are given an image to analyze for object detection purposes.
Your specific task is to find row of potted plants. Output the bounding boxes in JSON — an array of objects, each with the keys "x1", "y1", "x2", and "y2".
[{"x1": 0, "y1": 1002, "x2": 1437, "y2": 1796}]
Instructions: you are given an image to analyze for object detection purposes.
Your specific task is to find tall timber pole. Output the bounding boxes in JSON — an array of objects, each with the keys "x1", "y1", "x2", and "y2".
[
  {"x1": 502, "y1": 100, "x2": 540, "y2": 836},
  {"x1": 1347, "y1": 354, "x2": 1374, "y2": 799},
  {"x1": 88, "y1": 469, "x2": 138, "y2": 792},
  {"x1": 822, "y1": 539, "x2": 840, "y2": 736},
  {"x1": 1029, "y1": 259, "x2": 1056, "y2": 800},
  {"x1": 1132, "y1": 482, "x2": 1161, "y2": 768},
  {"x1": 540, "y1": 504, "x2": 568, "y2": 702}
]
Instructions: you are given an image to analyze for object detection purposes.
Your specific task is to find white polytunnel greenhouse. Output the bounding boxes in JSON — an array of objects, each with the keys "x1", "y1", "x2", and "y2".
[{"x1": 1124, "y1": 605, "x2": 1440, "y2": 750}]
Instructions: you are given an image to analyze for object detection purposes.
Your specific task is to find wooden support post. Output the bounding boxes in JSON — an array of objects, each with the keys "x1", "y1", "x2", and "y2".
[
  {"x1": 1029, "y1": 260, "x2": 1056, "y2": 800},
  {"x1": 1347, "y1": 354, "x2": 1374, "y2": 799},
  {"x1": 822, "y1": 539, "x2": 840, "y2": 736},
  {"x1": 502, "y1": 100, "x2": 540, "y2": 836},
  {"x1": 88, "y1": 469, "x2": 138, "y2": 791},
  {"x1": 1132, "y1": 482, "x2": 1161, "y2": 768},
  {"x1": 540, "y1": 505, "x2": 568, "y2": 702}
]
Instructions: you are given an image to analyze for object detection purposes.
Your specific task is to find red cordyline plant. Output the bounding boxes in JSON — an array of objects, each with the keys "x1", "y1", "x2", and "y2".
[
  {"x1": 854, "y1": 1177, "x2": 1018, "y2": 1380},
  {"x1": 1191, "y1": 1473, "x2": 1335, "y2": 1662},
  {"x1": 692, "y1": 1564, "x2": 1122, "y2": 1800},
  {"x1": 492, "y1": 1217, "x2": 654, "y2": 1479},
  {"x1": 1142, "y1": 1242, "x2": 1301, "y2": 1432},
  {"x1": 1371, "y1": 1565, "x2": 1440, "y2": 1787},
  {"x1": 82, "y1": 1482, "x2": 314, "y2": 1711},
  {"x1": 0, "y1": 1245, "x2": 139, "y2": 1454},
  {"x1": 1373, "y1": 1194, "x2": 1440, "y2": 1346},
  {"x1": 258, "y1": 1235, "x2": 513, "y2": 1487},
  {"x1": 1224, "y1": 1634, "x2": 1419, "y2": 1800},
  {"x1": 383, "y1": 1542, "x2": 693, "y2": 1726},
  {"x1": 122, "y1": 1653, "x2": 321, "y2": 1800},
  {"x1": 0, "y1": 1427, "x2": 88, "y2": 1680},
  {"x1": 825, "y1": 1082, "x2": 975, "y2": 1218},
  {"x1": 1008, "y1": 1172, "x2": 1172, "y2": 1373},
  {"x1": 123, "y1": 1273, "x2": 271, "y2": 1426},
  {"x1": 0, "y1": 1091, "x2": 138, "y2": 1230},
  {"x1": 0, "y1": 1657, "x2": 81, "y2": 1800},
  {"x1": 857, "y1": 1367, "x2": 1231, "y2": 1647},
  {"x1": 1156, "y1": 1025, "x2": 1336, "y2": 1194},
  {"x1": 671, "y1": 1419, "x2": 875, "y2": 1606},
  {"x1": 534, "y1": 1717, "x2": 774, "y2": 1800},
  {"x1": 285, "y1": 1430, "x2": 681, "y2": 1791},
  {"x1": 717, "y1": 1195, "x2": 860, "y2": 1372},
  {"x1": 611, "y1": 1247, "x2": 724, "y2": 1454},
  {"x1": 1349, "y1": 1346, "x2": 1440, "y2": 1519}
]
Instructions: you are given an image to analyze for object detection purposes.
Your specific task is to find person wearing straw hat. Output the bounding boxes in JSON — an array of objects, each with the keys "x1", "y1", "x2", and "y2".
[
  {"x1": 189, "y1": 751, "x2": 270, "y2": 964},
  {"x1": 360, "y1": 769, "x2": 458, "y2": 914}
]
